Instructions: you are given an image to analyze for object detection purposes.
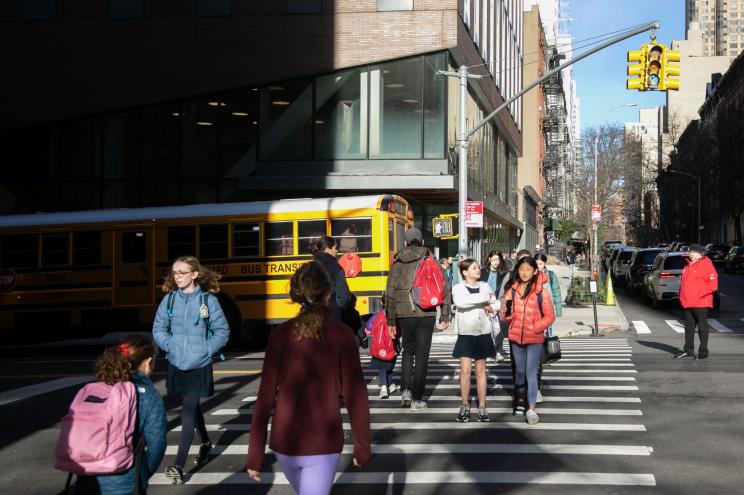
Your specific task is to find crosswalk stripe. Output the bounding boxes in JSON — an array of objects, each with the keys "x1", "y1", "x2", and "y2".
[
  {"x1": 378, "y1": 384, "x2": 640, "y2": 390},
  {"x1": 708, "y1": 319, "x2": 733, "y2": 333},
  {"x1": 166, "y1": 443, "x2": 653, "y2": 456},
  {"x1": 363, "y1": 376, "x2": 637, "y2": 382},
  {"x1": 632, "y1": 321, "x2": 652, "y2": 334},
  {"x1": 665, "y1": 320, "x2": 686, "y2": 333},
  {"x1": 211, "y1": 407, "x2": 643, "y2": 416},
  {"x1": 240, "y1": 395, "x2": 643, "y2": 403},
  {"x1": 150, "y1": 471, "x2": 656, "y2": 486},
  {"x1": 173, "y1": 422, "x2": 647, "y2": 432}
]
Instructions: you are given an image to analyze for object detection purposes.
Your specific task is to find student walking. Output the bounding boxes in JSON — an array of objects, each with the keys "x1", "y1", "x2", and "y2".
[
  {"x1": 247, "y1": 262, "x2": 371, "y2": 494},
  {"x1": 535, "y1": 253, "x2": 561, "y2": 403},
  {"x1": 70, "y1": 335, "x2": 167, "y2": 495},
  {"x1": 676, "y1": 244, "x2": 718, "y2": 360},
  {"x1": 311, "y1": 235, "x2": 354, "y2": 324},
  {"x1": 385, "y1": 228, "x2": 451, "y2": 410},
  {"x1": 452, "y1": 259, "x2": 497, "y2": 422},
  {"x1": 152, "y1": 256, "x2": 230, "y2": 484},
  {"x1": 480, "y1": 251, "x2": 510, "y2": 362},
  {"x1": 501, "y1": 257, "x2": 555, "y2": 424}
]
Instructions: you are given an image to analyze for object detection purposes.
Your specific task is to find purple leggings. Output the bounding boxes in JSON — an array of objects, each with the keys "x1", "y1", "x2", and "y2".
[{"x1": 275, "y1": 452, "x2": 341, "y2": 495}]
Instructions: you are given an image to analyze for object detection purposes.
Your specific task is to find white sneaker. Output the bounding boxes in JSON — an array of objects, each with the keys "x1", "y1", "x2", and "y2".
[
  {"x1": 378, "y1": 385, "x2": 389, "y2": 399},
  {"x1": 526, "y1": 410, "x2": 539, "y2": 424},
  {"x1": 496, "y1": 352, "x2": 505, "y2": 363},
  {"x1": 388, "y1": 383, "x2": 398, "y2": 394},
  {"x1": 536, "y1": 391, "x2": 544, "y2": 403}
]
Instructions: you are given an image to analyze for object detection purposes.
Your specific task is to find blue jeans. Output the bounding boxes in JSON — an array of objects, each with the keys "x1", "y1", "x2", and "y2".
[
  {"x1": 378, "y1": 370, "x2": 393, "y2": 387},
  {"x1": 511, "y1": 341, "x2": 543, "y2": 406}
]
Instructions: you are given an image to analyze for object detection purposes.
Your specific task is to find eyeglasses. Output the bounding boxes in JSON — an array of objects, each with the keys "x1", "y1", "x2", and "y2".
[{"x1": 171, "y1": 270, "x2": 193, "y2": 277}]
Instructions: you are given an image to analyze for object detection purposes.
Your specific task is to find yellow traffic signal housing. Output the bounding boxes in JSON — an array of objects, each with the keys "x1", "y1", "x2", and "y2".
[
  {"x1": 646, "y1": 44, "x2": 663, "y2": 90},
  {"x1": 663, "y1": 49, "x2": 681, "y2": 91},
  {"x1": 627, "y1": 46, "x2": 647, "y2": 90}
]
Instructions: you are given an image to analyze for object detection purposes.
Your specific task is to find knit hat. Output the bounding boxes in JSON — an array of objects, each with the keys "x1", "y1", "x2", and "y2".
[
  {"x1": 688, "y1": 243, "x2": 704, "y2": 254},
  {"x1": 405, "y1": 228, "x2": 423, "y2": 244}
]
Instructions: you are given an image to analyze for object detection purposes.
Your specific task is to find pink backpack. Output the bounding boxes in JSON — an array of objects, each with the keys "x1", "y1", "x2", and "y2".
[
  {"x1": 366, "y1": 311, "x2": 396, "y2": 361},
  {"x1": 54, "y1": 381, "x2": 137, "y2": 475},
  {"x1": 409, "y1": 255, "x2": 445, "y2": 310}
]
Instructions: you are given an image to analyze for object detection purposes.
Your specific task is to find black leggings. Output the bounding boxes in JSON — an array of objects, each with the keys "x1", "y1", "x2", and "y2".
[{"x1": 175, "y1": 396, "x2": 210, "y2": 467}]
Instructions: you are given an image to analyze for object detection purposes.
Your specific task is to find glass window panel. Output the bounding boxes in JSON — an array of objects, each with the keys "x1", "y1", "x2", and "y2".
[
  {"x1": 388, "y1": 219, "x2": 394, "y2": 252},
  {"x1": 233, "y1": 223, "x2": 260, "y2": 258},
  {"x1": 181, "y1": 100, "x2": 218, "y2": 179},
  {"x1": 265, "y1": 222, "x2": 294, "y2": 256},
  {"x1": 259, "y1": 80, "x2": 313, "y2": 160},
  {"x1": 103, "y1": 112, "x2": 140, "y2": 180},
  {"x1": 298, "y1": 220, "x2": 327, "y2": 254},
  {"x1": 60, "y1": 119, "x2": 99, "y2": 180},
  {"x1": 0, "y1": 234, "x2": 38, "y2": 268},
  {"x1": 167, "y1": 226, "x2": 196, "y2": 261},
  {"x1": 121, "y1": 232, "x2": 146, "y2": 263},
  {"x1": 22, "y1": 0, "x2": 55, "y2": 19},
  {"x1": 198, "y1": 0, "x2": 231, "y2": 16},
  {"x1": 109, "y1": 0, "x2": 143, "y2": 18},
  {"x1": 423, "y1": 53, "x2": 447, "y2": 158},
  {"x1": 180, "y1": 180, "x2": 217, "y2": 204},
  {"x1": 42, "y1": 233, "x2": 69, "y2": 266},
  {"x1": 332, "y1": 219, "x2": 372, "y2": 253},
  {"x1": 142, "y1": 104, "x2": 180, "y2": 180},
  {"x1": 377, "y1": 0, "x2": 413, "y2": 11},
  {"x1": 370, "y1": 58, "x2": 423, "y2": 159},
  {"x1": 314, "y1": 68, "x2": 368, "y2": 159},
  {"x1": 287, "y1": 0, "x2": 322, "y2": 13},
  {"x1": 396, "y1": 221, "x2": 406, "y2": 252},
  {"x1": 199, "y1": 224, "x2": 228, "y2": 260},
  {"x1": 73, "y1": 231, "x2": 101, "y2": 265},
  {"x1": 219, "y1": 90, "x2": 259, "y2": 176},
  {"x1": 103, "y1": 181, "x2": 139, "y2": 208}
]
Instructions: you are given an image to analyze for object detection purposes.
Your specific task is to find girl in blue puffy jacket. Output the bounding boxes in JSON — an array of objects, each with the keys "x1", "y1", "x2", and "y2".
[{"x1": 152, "y1": 256, "x2": 230, "y2": 484}]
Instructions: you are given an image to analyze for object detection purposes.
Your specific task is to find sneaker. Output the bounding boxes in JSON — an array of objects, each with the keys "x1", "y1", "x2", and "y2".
[
  {"x1": 410, "y1": 400, "x2": 428, "y2": 410},
  {"x1": 194, "y1": 442, "x2": 212, "y2": 465},
  {"x1": 513, "y1": 406, "x2": 525, "y2": 417},
  {"x1": 456, "y1": 404, "x2": 470, "y2": 422},
  {"x1": 536, "y1": 391, "x2": 544, "y2": 403},
  {"x1": 388, "y1": 383, "x2": 398, "y2": 394},
  {"x1": 378, "y1": 385, "x2": 389, "y2": 399},
  {"x1": 695, "y1": 354, "x2": 708, "y2": 360},
  {"x1": 495, "y1": 352, "x2": 505, "y2": 363},
  {"x1": 165, "y1": 465, "x2": 184, "y2": 484},
  {"x1": 477, "y1": 406, "x2": 489, "y2": 422},
  {"x1": 526, "y1": 410, "x2": 539, "y2": 425},
  {"x1": 674, "y1": 351, "x2": 694, "y2": 359},
  {"x1": 401, "y1": 390, "x2": 412, "y2": 408}
]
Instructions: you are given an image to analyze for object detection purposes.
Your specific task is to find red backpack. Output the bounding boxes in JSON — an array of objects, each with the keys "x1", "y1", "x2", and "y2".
[
  {"x1": 409, "y1": 254, "x2": 445, "y2": 310},
  {"x1": 365, "y1": 311, "x2": 396, "y2": 361}
]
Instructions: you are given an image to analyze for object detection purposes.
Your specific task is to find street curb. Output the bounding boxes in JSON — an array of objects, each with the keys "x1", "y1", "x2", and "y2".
[{"x1": 612, "y1": 293, "x2": 630, "y2": 331}]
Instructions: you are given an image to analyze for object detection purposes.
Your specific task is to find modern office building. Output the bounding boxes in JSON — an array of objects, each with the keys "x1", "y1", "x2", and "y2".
[
  {"x1": 686, "y1": 0, "x2": 744, "y2": 57},
  {"x1": 0, "y1": 0, "x2": 527, "y2": 258}
]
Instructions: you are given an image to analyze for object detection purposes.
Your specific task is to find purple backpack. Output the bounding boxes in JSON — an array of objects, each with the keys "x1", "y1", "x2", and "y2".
[{"x1": 54, "y1": 381, "x2": 137, "y2": 475}]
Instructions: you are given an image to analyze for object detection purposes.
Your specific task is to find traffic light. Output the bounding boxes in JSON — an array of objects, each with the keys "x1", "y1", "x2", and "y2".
[
  {"x1": 663, "y1": 48, "x2": 681, "y2": 91},
  {"x1": 627, "y1": 46, "x2": 647, "y2": 91},
  {"x1": 646, "y1": 44, "x2": 663, "y2": 90}
]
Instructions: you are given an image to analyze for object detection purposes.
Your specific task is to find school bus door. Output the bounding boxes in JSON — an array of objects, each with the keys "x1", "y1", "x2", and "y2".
[{"x1": 115, "y1": 229, "x2": 153, "y2": 306}]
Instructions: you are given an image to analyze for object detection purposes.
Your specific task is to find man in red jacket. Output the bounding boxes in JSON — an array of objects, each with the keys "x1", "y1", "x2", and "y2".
[{"x1": 676, "y1": 244, "x2": 718, "y2": 360}]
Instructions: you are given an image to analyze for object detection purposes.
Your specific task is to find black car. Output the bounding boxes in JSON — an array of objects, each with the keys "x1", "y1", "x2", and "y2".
[
  {"x1": 626, "y1": 248, "x2": 664, "y2": 294},
  {"x1": 704, "y1": 244, "x2": 729, "y2": 263},
  {"x1": 724, "y1": 246, "x2": 744, "y2": 273}
]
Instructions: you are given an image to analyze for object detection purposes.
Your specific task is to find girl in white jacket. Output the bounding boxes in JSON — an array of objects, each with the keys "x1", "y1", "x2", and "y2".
[{"x1": 451, "y1": 259, "x2": 498, "y2": 423}]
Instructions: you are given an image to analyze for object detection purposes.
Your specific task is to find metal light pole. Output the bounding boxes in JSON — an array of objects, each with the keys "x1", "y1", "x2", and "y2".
[{"x1": 667, "y1": 169, "x2": 701, "y2": 244}]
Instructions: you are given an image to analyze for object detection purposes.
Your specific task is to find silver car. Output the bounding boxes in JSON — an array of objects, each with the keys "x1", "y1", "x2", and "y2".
[{"x1": 612, "y1": 248, "x2": 636, "y2": 284}]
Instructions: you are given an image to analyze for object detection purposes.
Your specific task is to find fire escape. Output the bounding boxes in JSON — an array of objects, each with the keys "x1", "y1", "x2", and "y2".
[{"x1": 541, "y1": 45, "x2": 569, "y2": 219}]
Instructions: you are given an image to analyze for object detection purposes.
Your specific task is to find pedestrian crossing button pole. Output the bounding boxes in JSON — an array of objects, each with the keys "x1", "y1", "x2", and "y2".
[{"x1": 589, "y1": 280, "x2": 602, "y2": 337}]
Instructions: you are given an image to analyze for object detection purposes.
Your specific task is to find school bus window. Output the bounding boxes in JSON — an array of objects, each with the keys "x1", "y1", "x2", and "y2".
[
  {"x1": 233, "y1": 223, "x2": 260, "y2": 258},
  {"x1": 265, "y1": 222, "x2": 294, "y2": 256},
  {"x1": 73, "y1": 231, "x2": 101, "y2": 265},
  {"x1": 42, "y1": 232, "x2": 70, "y2": 267},
  {"x1": 388, "y1": 219, "x2": 394, "y2": 252},
  {"x1": 332, "y1": 218, "x2": 371, "y2": 253},
  {"x1": 121, "y1": 232, "x2": 146, "y2": 263},
  {"x1": 168, "y1": 226, "x2": 196, "y2": 260},
  {"x1": 199, "y1": 224, "x2": 228, "y2": 260},
  {"x1": 396, "y1": 221, "x2": 406, "y2": 252},
  {"x1": 298, "y1": 220, "x2": 327, "y2": 255},
  {"x1": 0, "y1": 233, "x2": 38, "y2": 268}
]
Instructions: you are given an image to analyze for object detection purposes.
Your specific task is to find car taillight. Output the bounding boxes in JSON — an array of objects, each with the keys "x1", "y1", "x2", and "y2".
[{"x1": 659, "y1": 272, "x2": 677, "y2": 279}]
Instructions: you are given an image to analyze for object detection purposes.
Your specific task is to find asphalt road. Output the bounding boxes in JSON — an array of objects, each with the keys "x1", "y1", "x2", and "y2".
[{"x1": 1, "y1": 269, "x2": 743, "y2": 494}]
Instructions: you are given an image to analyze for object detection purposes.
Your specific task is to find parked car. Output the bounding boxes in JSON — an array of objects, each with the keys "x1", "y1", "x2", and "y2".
[
  {"x1": 724, "y1": 246, "x2": 744, "y2": 273},
  {"x1": 704, "y1": 244, "x2": 729, "y2": 263},
  {"x1": 657, "y1": 242, "x2": 670, "y2": 249},
  {"x1": 644, "y1": 252, "x2": 720, "y2": 309},
  {"x1": 611, "y1": 248, "x2": 636, "y2": 284},
  {"x1": 626, "y1": 248, "x2": 665, "y2": 294},
  {"x1": 603, "y1": 239, "x2": 623, "y2": 257},
  {"x1": 606, "y1": 246, "x2": 625, "y2": 272}
]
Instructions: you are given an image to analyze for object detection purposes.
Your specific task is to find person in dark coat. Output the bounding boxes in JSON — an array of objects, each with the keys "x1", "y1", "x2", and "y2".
[{"x1": 312, "y1": 235, "x2": 354, "y2": 324}]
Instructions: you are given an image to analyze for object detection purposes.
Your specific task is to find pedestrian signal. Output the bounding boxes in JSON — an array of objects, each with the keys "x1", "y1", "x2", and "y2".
[
  {"x1": 627, "y1": 46, "x2": 647, "y2": 91},
  {"x1": 432, "y1": 217, "x2": 453, "y2": 238}
]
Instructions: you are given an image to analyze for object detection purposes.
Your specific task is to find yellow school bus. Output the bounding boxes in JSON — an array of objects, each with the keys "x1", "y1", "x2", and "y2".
[{"x1": 0, "y1": 195, "x2": 413, "y2": 344}]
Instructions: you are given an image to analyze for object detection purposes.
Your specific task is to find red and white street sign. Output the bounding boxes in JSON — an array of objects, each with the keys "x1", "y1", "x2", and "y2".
[
  {"x1": 0, "y1": 269, "x2": 17, "y2": 292},
  {"x1": 591, "y1": 204, "x2": 601, "y2": 222},
  {"x1": 464, "y1": 201, "x2": 484, "y2": 228}
]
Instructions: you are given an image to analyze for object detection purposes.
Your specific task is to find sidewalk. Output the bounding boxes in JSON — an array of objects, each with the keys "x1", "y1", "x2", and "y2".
[{"x1": 432, "y1": 263, "x2": 628, "y2": 343}]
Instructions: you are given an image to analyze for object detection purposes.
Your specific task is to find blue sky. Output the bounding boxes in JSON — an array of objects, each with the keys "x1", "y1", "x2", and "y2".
[{"x1": 570, "y1": 0, "x2": 685, "y2": 132}]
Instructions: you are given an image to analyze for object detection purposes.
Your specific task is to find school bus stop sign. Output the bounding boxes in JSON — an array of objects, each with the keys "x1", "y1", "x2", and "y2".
[{"x1": 0, "y1": 269, "x2": 17, "y2": 291}]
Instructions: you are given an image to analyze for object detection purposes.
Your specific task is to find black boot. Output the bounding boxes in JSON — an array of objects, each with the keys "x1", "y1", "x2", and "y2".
[{"x1": 513, "y1": 384, "x2": 527, "y2": 416}]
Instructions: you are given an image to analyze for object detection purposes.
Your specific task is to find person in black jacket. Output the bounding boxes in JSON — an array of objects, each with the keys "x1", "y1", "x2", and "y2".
[{"x1": 312, "y1": 235, "x2": 354, "y2": 324}]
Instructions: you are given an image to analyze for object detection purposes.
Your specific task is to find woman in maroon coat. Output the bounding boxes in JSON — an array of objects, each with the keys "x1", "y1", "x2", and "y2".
[{"x1": 247, "y1": 262, "x2": 371, "y2": 494}]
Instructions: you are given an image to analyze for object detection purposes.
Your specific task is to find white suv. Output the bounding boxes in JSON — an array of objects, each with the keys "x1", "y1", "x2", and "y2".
[{"x1": 643, "y1": 252, "x2": 689, "y2": 308}]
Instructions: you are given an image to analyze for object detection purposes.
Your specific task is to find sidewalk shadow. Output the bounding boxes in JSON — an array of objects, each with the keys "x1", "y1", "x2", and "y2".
[{"x1": 636, "y1": 340, "x2": 681, "y2": 355}]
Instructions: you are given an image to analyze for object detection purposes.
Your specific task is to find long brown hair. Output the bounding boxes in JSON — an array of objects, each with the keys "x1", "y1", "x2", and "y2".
[
  {"x1": 162, "y1": 255, "x2": 221, "y2": 293},
  {"x1": 289, "y1": 262, "x2": 331, "y2": 341},
  {"x1": 94, "y1": 334, "x2": 159, "y2": 385}
]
